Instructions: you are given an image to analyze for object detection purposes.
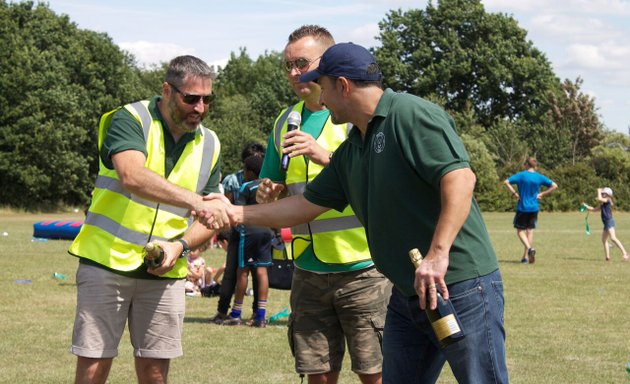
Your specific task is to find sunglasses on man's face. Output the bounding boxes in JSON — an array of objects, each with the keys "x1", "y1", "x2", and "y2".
[
  {"x1": 169, "y1": 83, "x2": 215, "y2": 105},
  {"x1": 283, "y1": 57, "x2": 320, "y2": 73}
]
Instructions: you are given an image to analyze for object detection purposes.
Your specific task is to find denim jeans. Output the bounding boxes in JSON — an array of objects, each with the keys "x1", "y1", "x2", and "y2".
[{"x1": 382, "y1": 269, "x2": 508, "y2": 384}]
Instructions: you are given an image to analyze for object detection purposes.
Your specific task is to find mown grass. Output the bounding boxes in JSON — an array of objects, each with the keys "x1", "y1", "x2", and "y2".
[{"x1": 0, "y1": 211, "x2": 629, "y2": 383}]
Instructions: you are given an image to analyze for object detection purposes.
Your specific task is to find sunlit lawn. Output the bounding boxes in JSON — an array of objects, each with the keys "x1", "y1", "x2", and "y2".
[{"x1": 0, "y1": 211, "x2": 629, "y2": 383}]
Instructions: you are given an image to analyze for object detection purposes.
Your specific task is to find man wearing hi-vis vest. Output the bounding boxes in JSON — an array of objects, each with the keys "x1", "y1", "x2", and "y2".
[
  {"x1": 255, "y1": 26, "x2": 391, "y2": 384},
  {"x1": 68, "y1": 55, "x2": 228, "y2": 384}
]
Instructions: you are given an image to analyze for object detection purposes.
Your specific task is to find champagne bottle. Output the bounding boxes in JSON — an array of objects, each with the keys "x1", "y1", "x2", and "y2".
[
  {"x1": 408, "y1": 248, "x2": 465, "y2": 348},
  {"x1": 144, "y1": 242, "x2": 164, "y2": 268}
]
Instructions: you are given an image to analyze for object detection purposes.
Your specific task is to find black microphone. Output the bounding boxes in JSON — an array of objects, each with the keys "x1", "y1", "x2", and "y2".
[{"x1": 281, "y1": 111, "x2": 301, "y2": 171}]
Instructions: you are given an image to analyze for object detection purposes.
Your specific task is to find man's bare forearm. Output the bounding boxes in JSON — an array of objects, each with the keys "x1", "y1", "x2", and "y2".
[{"x1": 232, "y1": 194, "x2": 328, "y2": 228}]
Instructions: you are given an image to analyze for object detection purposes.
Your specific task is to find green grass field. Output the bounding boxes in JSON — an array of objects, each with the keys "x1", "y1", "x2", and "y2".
[{"x1": 1, "y1": 211, "x2": 629, "y2": 383}]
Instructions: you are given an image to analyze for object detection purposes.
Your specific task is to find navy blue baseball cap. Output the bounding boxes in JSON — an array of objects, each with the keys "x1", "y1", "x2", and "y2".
[{"x1": 299, "y1": 42, "x2": 382, "y2": 83}]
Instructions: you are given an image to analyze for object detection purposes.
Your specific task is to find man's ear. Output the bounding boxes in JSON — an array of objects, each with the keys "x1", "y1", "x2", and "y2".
[{"x1": 337, "y1": 77, "x2": 351, "y2": 96}]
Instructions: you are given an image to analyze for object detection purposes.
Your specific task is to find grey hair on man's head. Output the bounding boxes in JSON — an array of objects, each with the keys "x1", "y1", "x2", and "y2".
[{"x1": 164, "y1": 55, "x2": 215, "y2": 87}]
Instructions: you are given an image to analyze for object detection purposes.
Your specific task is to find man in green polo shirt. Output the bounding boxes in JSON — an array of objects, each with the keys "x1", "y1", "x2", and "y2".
[{"x1": 199, "y1": 43, "x2": 508, "y2": 383}]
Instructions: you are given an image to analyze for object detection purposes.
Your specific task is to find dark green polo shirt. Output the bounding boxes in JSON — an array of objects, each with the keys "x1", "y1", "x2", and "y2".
[
  {"x1": 101, "y1": 96, "x2": 221, "y2": 195},
  {"x1": 303, "y1": 89, "x2": 499, "y2": 296}
]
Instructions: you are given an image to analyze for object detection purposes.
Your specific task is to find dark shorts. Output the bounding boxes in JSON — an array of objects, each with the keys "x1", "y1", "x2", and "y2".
[
  {"x1": 237, "y1": 228, "x2": 273, "y2": 267},
  {"x1": 603, "y1": 218, "x2": 615, "y2": 231},
  {"x1": 513, "y1": 211, "x2": 538, "y2": 229}
]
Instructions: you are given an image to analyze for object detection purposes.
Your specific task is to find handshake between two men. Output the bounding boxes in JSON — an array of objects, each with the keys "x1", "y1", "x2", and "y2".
[{"x1": 147, "y1": 178, "x2": 327, "y2": 276}]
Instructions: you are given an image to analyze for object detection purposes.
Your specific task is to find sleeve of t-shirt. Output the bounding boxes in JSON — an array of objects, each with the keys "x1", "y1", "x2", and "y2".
[
  {"x1": 100, "y1": 108, "x2": 148, "y2": 170},
  {"x1": 394, "y1": 97, "x2": 470, "y2": 188},
  {"x1": 507, "y1": 173, "x2": 521, "y2": 185},
  {"x1": 540, "y1": 174, "x2": 553, "y2": 188},
  {"x1": 303, "y1": 150, "x2": 349, "y2": 213},
  {"x1": 259, "y1": 131, "x2": 284, "y2": 182},
  {"x1": 221, "y1": 173, "x2": 240, "y2": 195}
]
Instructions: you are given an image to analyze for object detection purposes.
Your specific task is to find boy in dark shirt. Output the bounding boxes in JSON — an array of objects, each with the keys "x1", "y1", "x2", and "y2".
[{"x1": 223, "y1": 155, "x2": 274, "y2": 327}]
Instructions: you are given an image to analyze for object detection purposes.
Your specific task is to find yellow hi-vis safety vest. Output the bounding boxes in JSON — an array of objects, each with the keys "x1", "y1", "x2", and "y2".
[
  {"x1": 69, "y1": 100, "x2": 220, "y2": 278},
  {"x1": 273, "y1": 102, "x2": 370, "y2": 265}
]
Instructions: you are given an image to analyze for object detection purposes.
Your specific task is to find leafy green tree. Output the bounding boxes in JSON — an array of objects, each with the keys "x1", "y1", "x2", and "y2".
[
  {"x1": 460, "y1": 134, "x2": 511, "y2": 211},
  {"x1": 209, "y1": 48, "x2": 294, "y2": 174},
  {"x1": 374, "y1": 0, "x2": 560, "y2": 129},
  {"x1": 546, "y1": 77, "x2": 603, "y2": 165},
  {"x1": 0, "y1": 1, "x2": 151, "y2": 210}
]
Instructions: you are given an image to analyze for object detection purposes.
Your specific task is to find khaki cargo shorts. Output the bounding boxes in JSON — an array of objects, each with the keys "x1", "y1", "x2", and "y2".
[{"x1": 288, "y1": 266, "x2": 392, "y2": 375}]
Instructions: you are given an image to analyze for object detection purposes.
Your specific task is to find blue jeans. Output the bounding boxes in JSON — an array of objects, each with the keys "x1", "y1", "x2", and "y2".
[{"x1": 382, "y1": 269, "x2": 508, "y2": 384}]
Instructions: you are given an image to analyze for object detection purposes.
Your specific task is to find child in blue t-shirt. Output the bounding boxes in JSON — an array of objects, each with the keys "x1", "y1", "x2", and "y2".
[
  {"x1": 223, "y1": 155, "x2": 274, "y2": 328},
  {"x1": 582, "y1": 187, "x2": 628, "y2": 261}
]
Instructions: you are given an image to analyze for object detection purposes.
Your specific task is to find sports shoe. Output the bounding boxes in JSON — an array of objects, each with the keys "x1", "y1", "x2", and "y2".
[
  {"x1": 209, "y1": 312, "x2": 228, "y2": 325},
  {"x1": 250, "y1": 319, "x2": 267, "y2": 328},
  {"x1": 527, "y1": 248, "x2": 536, "y2": 264},
  {"x1": 222, "y1": 316, "x2": 242, "y2": 326},
  {"x1": 520, "y1": 257, "x2": 528, "y2": 264}
]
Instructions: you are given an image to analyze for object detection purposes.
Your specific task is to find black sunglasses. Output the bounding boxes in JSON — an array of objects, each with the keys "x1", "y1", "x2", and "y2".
[
  {"x1": 169, "y1": 83, "x2": 215, "y2": 105},
  {"x1": 283, "y1": 56, "x2": 320, "y2": 73}
]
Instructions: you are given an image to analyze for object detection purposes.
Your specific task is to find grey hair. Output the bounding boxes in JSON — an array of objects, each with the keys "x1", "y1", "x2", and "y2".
[{"x1": 164, "y1": 55, "x2": 215, "y2": 87}]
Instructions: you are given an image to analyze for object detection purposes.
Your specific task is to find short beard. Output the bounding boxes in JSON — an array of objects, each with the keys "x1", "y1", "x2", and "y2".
[{"x1": 169, "y1": 99, "x2": 201, "y2": 133}]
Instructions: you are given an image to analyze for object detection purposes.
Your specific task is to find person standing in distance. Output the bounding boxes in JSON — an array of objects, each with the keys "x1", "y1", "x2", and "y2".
[
  {"x1": 256, "y1": 26, "x2": 390, "y2": 384},
  {"x1": 68, "y1": 55, "x2": 228, "y2": 384},
  {"x1": 503, "y1": 157, "x2": 558, "y2": 264}
]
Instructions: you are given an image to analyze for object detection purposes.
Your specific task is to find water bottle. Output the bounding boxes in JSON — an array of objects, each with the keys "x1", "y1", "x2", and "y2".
[
  {"x1": 144, "y1": 242, "x2": 164, "y2": 268},
  {"x1": 409, "y1": 248, "x2": 465, "y2": 348},
  {"x1": 269, "y1": 307, "x2": 290, "y2": 323},
  {"x1": 52, "y1": 272, "x2": 66, "y2": 280}
]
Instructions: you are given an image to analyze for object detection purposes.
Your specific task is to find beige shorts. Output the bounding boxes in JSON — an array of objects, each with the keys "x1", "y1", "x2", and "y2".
[
  {"x1": 288, "y1": 267, "x2": 391, "y2": 375},
  {"x1": 69, "y1": 263, "x2": 185, "y2": 359}
]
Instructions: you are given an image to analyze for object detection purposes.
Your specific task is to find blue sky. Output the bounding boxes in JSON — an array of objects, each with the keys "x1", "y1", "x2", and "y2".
[{"x1": 38, "y1": 0, "x2": 630, "y2": 134}]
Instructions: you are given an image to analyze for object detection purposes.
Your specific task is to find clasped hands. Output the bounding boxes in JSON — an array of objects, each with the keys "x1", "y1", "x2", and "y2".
[{"x1": 191, "y1": 178, "x2": 285, "y2": 230}]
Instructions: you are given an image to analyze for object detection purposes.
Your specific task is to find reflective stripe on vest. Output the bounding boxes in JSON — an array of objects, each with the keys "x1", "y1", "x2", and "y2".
[
  {"x1": 273, "y1": 102, "x2": 370, "y2": 265},
  {"x1": 69, "y1": 100, "x2": 220, "y2": 277}
]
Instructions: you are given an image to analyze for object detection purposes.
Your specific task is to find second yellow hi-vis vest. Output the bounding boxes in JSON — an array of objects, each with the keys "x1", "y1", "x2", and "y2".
[
  {"x1": 69, "y1": 100, "x2": 220, "y2": 278},
  {"x1": 273, "y1": 102, "x2": 370, "y2": 265}
]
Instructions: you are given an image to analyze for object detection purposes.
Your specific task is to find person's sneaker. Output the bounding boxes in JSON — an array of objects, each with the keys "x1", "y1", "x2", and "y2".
[
  {"x1": 250, "y1": 319, "x2": 267, "y2": 328},
  {"x1": 209, "y1": 312, "x2": 228, "y2": 325},
  {"x1": 222, "y1": 316, "x2": 242, "y2": 326},
  {"x1": 527, "y1": 248, "x2": 536, "y2": 264},
  {"x1": 520, "y1": 257, "x2": 529, "y2": 264}
]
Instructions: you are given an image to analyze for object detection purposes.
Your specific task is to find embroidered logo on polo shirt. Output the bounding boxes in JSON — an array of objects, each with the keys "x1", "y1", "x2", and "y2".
[{"x1": 374, "y1": 132, "x2": 385, "y2": 153}]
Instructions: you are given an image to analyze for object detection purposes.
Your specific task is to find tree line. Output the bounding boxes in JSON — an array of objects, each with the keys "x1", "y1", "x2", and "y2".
[{"x1": 1, "y1": 0, "x2": 628, "y2": 211}]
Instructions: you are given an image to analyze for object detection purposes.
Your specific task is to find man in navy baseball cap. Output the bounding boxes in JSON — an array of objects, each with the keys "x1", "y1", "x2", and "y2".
[{"x1": 299, "y1": 42, "x2": 382, "y2": 83}]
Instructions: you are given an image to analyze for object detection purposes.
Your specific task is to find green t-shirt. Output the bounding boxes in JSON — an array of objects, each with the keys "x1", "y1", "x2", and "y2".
[
  {"x1": 303, "y1": 89, "x2": 499, "y2": 296},
  {"x1": 260, "y1": 106, "x2": 373, "y2": 273}
]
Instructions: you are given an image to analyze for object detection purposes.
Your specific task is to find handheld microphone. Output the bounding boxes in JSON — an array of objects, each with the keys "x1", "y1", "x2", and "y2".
[{"x1": 281, "y1": 111, "x2": 302, "y2": 171}]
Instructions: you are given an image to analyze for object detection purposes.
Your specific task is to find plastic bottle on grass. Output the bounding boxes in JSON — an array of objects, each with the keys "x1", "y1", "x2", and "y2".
[
  {"x1": 269, "y1": 307, "x2": 290, "y2": 323},
  {"x1": 52, "y1": 272, "x2": 66, "y2": 280}
]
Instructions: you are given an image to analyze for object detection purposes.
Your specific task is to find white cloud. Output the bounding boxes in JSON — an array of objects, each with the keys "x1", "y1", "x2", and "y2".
[
  {"x1": 347, "y1": 23, "x2": 381, "y2": 47},
  {"x1": 118, "y1": 41, "x2": 195, "y2": 68}
]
